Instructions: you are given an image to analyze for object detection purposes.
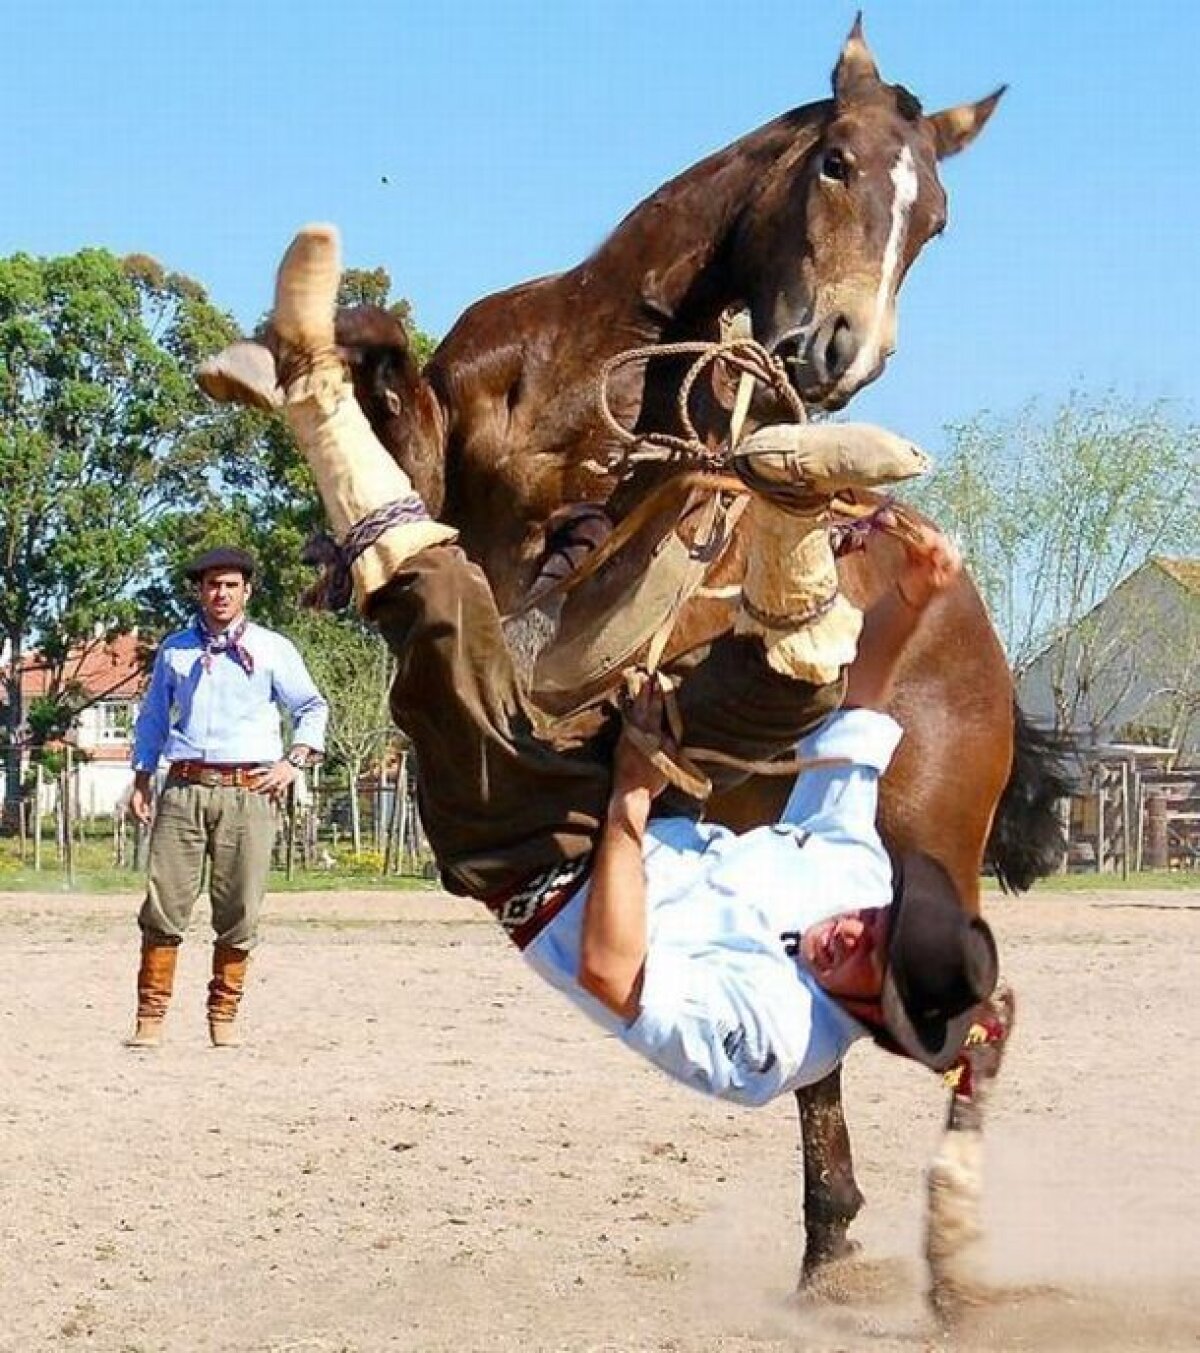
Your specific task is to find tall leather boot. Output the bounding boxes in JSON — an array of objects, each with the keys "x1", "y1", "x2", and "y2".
[
  {"x1": 207, "y1": 944, "x2": 250, "y2": 1048},
  {"x1": 273, "y1": 224, "x2": 456, "y2": 610},
  {"x1": 126, "y1": 941, "x2": 179, "y2": 1049}
]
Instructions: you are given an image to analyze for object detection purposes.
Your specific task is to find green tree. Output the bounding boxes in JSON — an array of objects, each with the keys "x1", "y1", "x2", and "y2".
[
  {"x1": 287, "y1": 610, "x2": 395, "y2": 856},
  {"x1": 0, "y1": 246, "x2": 439, "y2": 826},
  {"x1": 0, "y1": 248, "x2": 245, "y2": 818},
  {"x1": 914, "y1": 393, "x2": 1199, "y2": 715}
]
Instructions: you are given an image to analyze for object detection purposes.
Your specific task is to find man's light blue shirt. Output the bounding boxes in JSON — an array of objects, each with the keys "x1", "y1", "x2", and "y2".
[
  {"x1": 524, "y1": 708, "x2": 902, "y2": 1107},
  {"x1": 131, "y1": 620, "x2": 329, "y2": 771}
]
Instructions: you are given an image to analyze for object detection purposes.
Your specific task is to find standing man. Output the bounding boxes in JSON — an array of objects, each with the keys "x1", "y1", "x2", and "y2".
[{"x1": 126, "y1": 546, "x2": 329, "y2": 1048}]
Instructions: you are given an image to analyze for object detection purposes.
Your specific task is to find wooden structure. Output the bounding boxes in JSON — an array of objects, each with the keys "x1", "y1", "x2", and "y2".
[{"x1": 1064, "y1": 745, "x2": 1200, "y2": 874}]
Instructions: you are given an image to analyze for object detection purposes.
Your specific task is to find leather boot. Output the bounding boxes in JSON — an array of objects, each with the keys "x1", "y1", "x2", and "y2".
[
  {"x1": 126, "y1": 941, "x2": 179, "y2": 1048},
  {"x1": 273, "y1": 224, "x2": 456, "y2": 608},
  {"x1": 207, "y1": 944, "x2": 250, "y2": 1048}
]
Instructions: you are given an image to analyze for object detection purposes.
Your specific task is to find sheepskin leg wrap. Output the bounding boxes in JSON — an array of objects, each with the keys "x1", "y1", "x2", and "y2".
[
  {"x1": 274, "y1": 223, "x2": 457, "y2": 606},
  {"x1": 734, "y1": 500, "x2": 861, "y2": 685},
  {"x1": 284, "y1": 378, "x2": 457, "y2": 604}
]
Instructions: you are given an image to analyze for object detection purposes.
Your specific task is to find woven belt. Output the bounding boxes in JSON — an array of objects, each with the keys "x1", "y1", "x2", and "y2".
[
  {"x1": 167, "y1": 762, "x2": 265, "y2": 789},
  {"x1": 481, "y1": 857, "x2": 591, "y2": 950}
]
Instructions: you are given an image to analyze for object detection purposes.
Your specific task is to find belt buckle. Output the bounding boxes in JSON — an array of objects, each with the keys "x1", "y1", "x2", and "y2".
[{"x1": 198, "y1": 768, "x2": 223, "y2": 788}]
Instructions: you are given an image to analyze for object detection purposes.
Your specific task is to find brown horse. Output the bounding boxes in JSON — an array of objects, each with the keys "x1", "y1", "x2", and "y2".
[{"x1": 205, "y1": 19, "x2": 1068, "y2": 1302}]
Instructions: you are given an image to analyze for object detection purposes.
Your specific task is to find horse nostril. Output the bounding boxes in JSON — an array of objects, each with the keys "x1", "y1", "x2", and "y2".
[
  {"x1": 821, "y1": 316, "x2": 858, "y2": 382},
  {"x1": 804, "y1": 314, "x2": 860, "y2": 386}
]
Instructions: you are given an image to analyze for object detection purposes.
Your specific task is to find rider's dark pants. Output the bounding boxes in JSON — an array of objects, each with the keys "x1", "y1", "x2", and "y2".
[{"x1": 366, "y1": 545, "x2": 843, "y2": 899}]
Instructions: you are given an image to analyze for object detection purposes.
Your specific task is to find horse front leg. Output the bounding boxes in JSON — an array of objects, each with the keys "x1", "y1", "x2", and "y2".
[
  {"x1": 924, "y1": 982, "x2": 1016, "y2": 1321},
  {"x1": 794, "y1": 1066, "x2": 865, "y2": 1283}
]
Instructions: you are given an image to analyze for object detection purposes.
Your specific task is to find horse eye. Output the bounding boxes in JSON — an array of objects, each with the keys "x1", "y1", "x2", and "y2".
[{"x1": 820, "y1": 149, "x2": 851, "y2": 183}]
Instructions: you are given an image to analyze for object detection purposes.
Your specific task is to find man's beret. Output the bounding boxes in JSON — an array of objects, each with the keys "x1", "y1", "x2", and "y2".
[{"x1": 184, "y1": 546, "x2": 257, "y2": 581}]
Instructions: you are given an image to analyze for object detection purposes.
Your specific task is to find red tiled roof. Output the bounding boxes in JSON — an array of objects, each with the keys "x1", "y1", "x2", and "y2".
[{"x1": 5, "y1": 633, "x2": 149, "y2": 702}]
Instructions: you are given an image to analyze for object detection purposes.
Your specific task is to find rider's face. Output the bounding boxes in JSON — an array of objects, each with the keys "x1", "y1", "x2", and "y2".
[{"x1": 800, "y1": 906, "x2": 890, "y2": 1023}]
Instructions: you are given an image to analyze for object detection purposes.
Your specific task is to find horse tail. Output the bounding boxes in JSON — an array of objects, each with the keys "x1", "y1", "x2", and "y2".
[{"x1": 985, "y1": 701, "x2": 1076, "y2": 893}]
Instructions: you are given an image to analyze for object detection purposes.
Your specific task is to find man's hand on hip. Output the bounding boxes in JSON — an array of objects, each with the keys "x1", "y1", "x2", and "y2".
[{"x1": 252, "y1": 760, "x2": 300, "y2": 801}]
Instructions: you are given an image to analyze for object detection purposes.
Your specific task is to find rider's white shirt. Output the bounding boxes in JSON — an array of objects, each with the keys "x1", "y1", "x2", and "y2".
[{"x1": 523, "y1": 708, "x2": 903, "y2": 1106}]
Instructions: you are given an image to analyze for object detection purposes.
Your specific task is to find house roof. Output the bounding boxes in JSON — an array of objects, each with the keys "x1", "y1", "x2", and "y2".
[
  {"x1": 1154, "y1": 557, "x2": 1200, "y2": 596},
  {"x1": 1019, "y1": 555, "x2": 1199, "y2": 673},
  {"x1": 4, "y1": 632, "x2": 148, "y2": 702}
]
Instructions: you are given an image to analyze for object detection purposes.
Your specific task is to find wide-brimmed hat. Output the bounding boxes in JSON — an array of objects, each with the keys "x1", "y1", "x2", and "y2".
[
  {"x1": 878, "y1": 851, "x2": 999, "y2": 1071},
  {"x1": 184, "y1": 546, "x2": 257, "y2": 582}
]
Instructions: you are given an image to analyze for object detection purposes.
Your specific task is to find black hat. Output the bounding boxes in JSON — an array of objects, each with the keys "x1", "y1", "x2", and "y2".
[
  {"x1": 878, "y1": 851, "x2": 999, "y2": 1071},
  {"x1": 185, "y1": 546, "x2": 257, "y2": 582}
]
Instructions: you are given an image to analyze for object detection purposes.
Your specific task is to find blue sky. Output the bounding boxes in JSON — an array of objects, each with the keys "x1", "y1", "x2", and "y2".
[{"x1": 1, "y1": 0, "x2": 1197, "y2": 452}]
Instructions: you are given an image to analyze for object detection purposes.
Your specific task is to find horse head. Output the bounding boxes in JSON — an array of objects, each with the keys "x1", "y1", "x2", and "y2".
[
  {"x1": 728, "y1": 18, "x2": 1003, "y2": 411},
  {"x1": 332, "y1": 307, "x2": 447, "y2": 515}
]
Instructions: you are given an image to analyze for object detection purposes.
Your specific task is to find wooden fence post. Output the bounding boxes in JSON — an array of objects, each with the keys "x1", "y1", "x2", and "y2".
[
  {"x1": 33, "y1": 764, "x2": 43, "y2": 872},
  {"x1": 1095, "y1": 776, "x2": 1105, "y2": 874},
  {"x1": 62, "y1": 746, "x2": 76, "y2": 889},
  {"x1": 1145, "y1": 793, "x2": 1168, "y2": 870},
  {"x1": 1119, "y1": 762, "x2": 1130, "y2": 880}
]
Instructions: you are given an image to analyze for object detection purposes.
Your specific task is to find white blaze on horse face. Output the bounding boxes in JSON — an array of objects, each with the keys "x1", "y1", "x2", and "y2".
[{"x1": 841, "y1": 144, "x2": 918, "y2": 391}]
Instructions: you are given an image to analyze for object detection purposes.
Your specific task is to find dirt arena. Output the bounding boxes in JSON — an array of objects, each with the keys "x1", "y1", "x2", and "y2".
[{"x1": 1, "y1": 884, "x2": 1196, "y2": 1352}]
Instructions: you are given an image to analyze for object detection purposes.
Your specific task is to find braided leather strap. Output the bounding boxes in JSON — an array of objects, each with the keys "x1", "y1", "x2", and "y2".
[{"x1": 302, "y1": 494, "x2": 433, "y2": 610}]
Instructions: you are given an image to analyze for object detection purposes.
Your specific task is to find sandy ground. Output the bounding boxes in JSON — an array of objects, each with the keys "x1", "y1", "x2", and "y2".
[{"x1": 0, "y1": 884, "x2": 1197, "y2": 1353}]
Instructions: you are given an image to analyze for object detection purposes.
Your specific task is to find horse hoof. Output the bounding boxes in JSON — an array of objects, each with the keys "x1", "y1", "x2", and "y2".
[
  {"x1": 799, "y1": 1251, "x2": 915, "y2": 1308},
  {"x1": 799, "y1": 1235, "x2": 862, "y2": 1288}
]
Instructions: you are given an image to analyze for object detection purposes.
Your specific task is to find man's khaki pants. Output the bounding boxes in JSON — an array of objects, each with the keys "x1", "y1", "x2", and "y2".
[{"x1": 138, "y1": 784, "x2": 276, "y2": 950}]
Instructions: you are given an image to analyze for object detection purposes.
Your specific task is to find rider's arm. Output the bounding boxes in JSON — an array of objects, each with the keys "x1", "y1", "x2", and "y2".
[
  {"x1": 843, "y1": 524, "x2": 961, "y2": 710},
  {"x1": 577, "y1": 683, "x2": 669, "y2": 1021},
  {"x1": 577, "y1": 779, "x2": 652, "y2": 1021}
]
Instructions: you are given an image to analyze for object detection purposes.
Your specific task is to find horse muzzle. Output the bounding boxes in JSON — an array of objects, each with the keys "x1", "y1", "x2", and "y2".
[{"x1": 773, "y1": 314, "x2": 887, "y2": 411}]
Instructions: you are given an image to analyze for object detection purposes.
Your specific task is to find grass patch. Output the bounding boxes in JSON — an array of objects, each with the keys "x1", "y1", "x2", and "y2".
[
  {"x1": 0, "y1": 836, "x2": 440, "y2": 894},
  {"x1": 0, "y1": 864, "x2": 439, "y2": 895},
  {"x1": 986, "y1": 869, "x2": 1199, "y2": 895}
]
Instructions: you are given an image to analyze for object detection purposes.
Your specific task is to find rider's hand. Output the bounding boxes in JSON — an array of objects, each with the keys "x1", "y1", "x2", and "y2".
[
  {"x1": 895, "y1": 525, "x2": 962, "y2": 611},
  {"x1": 612, "y1": 676, "x2": 673, "y2": 820}
]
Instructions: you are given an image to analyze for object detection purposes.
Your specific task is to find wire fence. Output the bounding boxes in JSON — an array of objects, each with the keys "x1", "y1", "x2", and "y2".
[{"x1": 11, "y1": 761, "x2": 437, "y2": 883}]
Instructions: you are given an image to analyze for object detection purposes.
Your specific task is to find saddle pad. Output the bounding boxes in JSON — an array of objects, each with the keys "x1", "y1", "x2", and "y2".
[{"x1": 531, "y1": 489, "x2": 744, "y2": 715}]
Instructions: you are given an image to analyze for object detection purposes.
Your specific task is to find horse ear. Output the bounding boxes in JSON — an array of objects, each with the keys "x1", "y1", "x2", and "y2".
[
  {"x1": 197, "y1": 341, "x2": 283, "y2": 410},
  {"x1": 832, "y1": 13, "x2": 881, "y2": 101},
  {"x1": 925, "y1": 86, "x2": 1007, "y2": 159}
]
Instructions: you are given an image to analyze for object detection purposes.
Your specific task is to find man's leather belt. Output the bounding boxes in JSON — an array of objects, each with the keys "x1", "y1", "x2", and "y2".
[{"x1": 167, "y1": 761, "x2": 264, "y2": 789}]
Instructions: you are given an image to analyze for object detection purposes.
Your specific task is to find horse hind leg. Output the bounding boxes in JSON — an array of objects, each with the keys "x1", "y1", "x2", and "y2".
[
  {"x1": 795, "y1": 1067, "x2": 865, "y2": 1283},
  {"x1": 925, "y1": 981, "x2": 1017, "y2": 1322}
]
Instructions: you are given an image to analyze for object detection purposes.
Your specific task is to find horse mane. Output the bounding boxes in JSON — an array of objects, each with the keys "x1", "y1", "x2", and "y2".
[{"x1": 573, "y1": 104, "x2": 827, "y2": 313}]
